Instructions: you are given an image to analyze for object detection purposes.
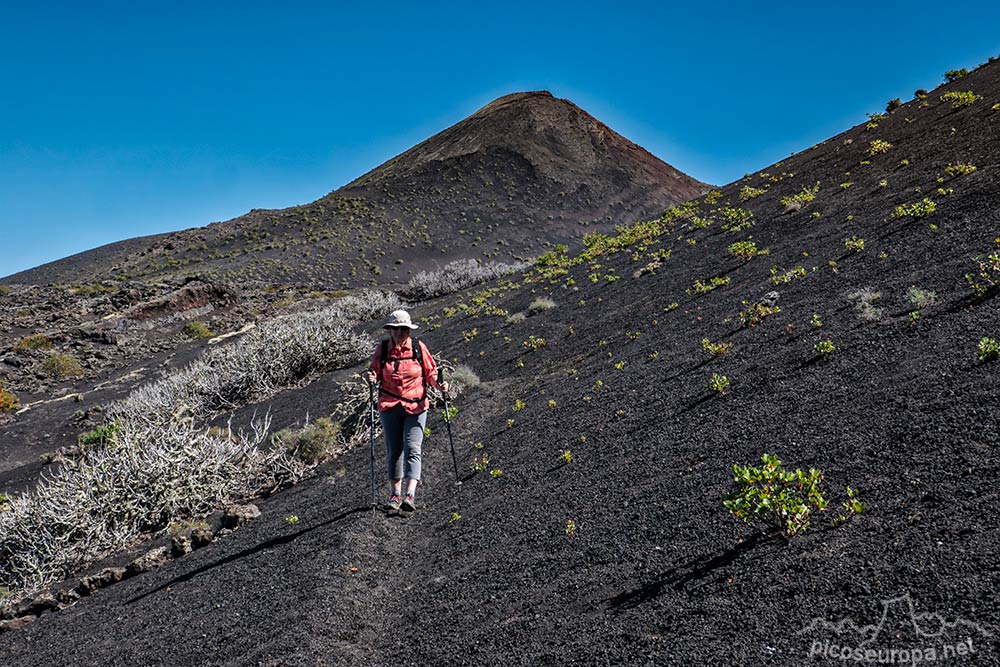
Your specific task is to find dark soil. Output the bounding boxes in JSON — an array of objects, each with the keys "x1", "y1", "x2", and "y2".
[{"x1": 3, "y1": 62, "x2": 1000, "y2": 664}]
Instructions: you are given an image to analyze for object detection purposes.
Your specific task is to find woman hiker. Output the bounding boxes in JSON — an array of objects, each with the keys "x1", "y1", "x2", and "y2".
[{"x1": 364, "y1": 309, "x2": 448, "y2": 512}]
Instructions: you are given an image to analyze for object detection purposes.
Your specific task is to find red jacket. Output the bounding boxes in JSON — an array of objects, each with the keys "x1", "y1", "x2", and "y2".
[{"x1": 370, "y1": 337, "x2": 439, "y2": 414}]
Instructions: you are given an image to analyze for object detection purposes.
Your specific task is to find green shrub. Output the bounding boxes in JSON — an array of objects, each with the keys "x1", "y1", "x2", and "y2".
[
  {"x1": 718, "y1": 206, "x2": 755, "y2": 232},
  {"x1": 944, "y1": 68, "x2": 968, "y2": 82},
  {"x1": 724, "y1": 454, "x2": 864, "y2": 537},
  {"x1": 885, "y1": 98, "x2": 902, "y2": 112},
  {"x1": 78, "y1": 422, "x2": 121, "y2": 448},
  {"x1": 707, "y1": 373, "x2": 730, "y2": 395},
  {"x1": 42, "y1": 354, "x2": 84, "y2": 378},
  {"x1": 0, "y1": 285, "x2": 11, "y2": 296},
  {"x1": 844, "y1": 236, "x2": 865, "y2": 252},
  {"x1": 703, "y1": 190, "x2": 723, "y2": 205},
  {"x1": 701, "y1": 338, "x2": 733, "y2": 357},
  {"x1": 814, "y1": 340, "x2": 836, "y2": 356},
  {"x1": 739, "y1": 301, "x2": 780, "y2": 328},
  {"x1": 780, "y1": 183, "x2": 820, "y2": 212},
  {"x1": 739, "y1": 185, "x2": 767, "y2": 201},
  {"x1": 979, "y1": 338, "x2": 1000, "y2": 362},
  {"x1": 13, "y1": 334, "x2": 53, "y2": 352},
  {"x1": 728, "y1": 240, "x2": 769, "y2": 261},
  {"x1": 940, "y1": 91, "x2": 979, "y2": 109},
  {"x1": 0, "y1": 388, "x2": 19, "y2": 413},
  {"x1": 688, "y1": 276, "x2": 730, "y2": 294},
  {"x1": 867, "y1": 139, "x2": 892, "y2": 156},
  {"x1": 183, "y1": 321, "x2": 214, "y2": 339},
  {"x1": 892, "y1": 198, "x2": 936, "y2": 219},
  {"x1": 944, "y1": 162, "x2": 977, "y2": 177},
  {"x1": 865, "y1": 112, "x2": 886, "y2": 129},
  {"x1": 522, "y1": 335, "x2": 547, "y2": 351},
  {"x1": 770, "y1": 265, "x2": 807, "y2": 286},
  {"x1": 965, "y1": 252, "x2": 1000, "y2": 296}
]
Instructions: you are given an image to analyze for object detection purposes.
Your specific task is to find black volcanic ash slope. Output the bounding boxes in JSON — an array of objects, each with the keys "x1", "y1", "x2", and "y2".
[
  {"x1": 2, "y1": 91, "x2": 707, "y2": 288},
  {"x1": 3, "y1": 62, "x2": 1000, "y2": 665}
]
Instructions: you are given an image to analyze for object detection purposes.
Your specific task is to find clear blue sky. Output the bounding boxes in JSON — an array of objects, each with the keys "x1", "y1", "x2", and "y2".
[{"x1": 2, "y1": 1, "x2": 999, "y2": 279}]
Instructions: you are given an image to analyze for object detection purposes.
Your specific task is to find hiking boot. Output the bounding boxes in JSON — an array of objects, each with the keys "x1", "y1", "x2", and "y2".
[
  {"x1": 384, "y1": 494, "x2": 402, "y2": 512},
  {"x1": 400, "y1": 494, "x2": 416, "y2": 512}
]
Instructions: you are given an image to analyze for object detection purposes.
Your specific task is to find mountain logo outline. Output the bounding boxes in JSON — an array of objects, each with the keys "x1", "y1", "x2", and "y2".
[{"x1": 797, "y1": 593, "x2": 993, "y2": 647}]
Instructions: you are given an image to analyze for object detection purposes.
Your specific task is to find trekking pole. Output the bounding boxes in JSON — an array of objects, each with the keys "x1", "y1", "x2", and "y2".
[
  {"x1": 367, "y1": 378, "x2": 377, "y2": 515},
  {"x1": 439, "y1": 368, "x2": 461, "y2": 486}
]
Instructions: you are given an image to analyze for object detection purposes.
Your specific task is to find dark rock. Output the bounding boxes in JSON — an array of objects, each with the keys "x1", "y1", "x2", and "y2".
[
  {"x1": 126, "y1": 546, "x2": 172, "y2": 576},
  {"x1": 223, "y1": 503, "x2": 261, "y2": 529},
  {"x1": 0, "y1": 615, "x2": 36, "y2": 633},
  {"x1": 77, "y1": 566, "x2": 126, "y2": 595},
  {"x1": 56, "y1": 589, "x2": 80, "y2": 605},
  {"x1": 16, "y1": 590, "x2": 58, "y2": 616},
  {"x1": 171, "y1": 535, "x2": 192, "y2": 557},
  {"x1": 190, "y1": 527, "x2": 214, "y2": 549}
]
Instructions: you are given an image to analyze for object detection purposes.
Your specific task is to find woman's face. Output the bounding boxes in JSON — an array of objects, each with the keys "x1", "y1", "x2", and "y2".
[{"x1": 389, "y1": 326, "x2": 410, "y2": 344}]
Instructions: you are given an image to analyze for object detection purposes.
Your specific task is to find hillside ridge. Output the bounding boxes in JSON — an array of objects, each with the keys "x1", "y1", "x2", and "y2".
[{"x1": 2, "y1": 91, "x2": 706, "y2": 287}]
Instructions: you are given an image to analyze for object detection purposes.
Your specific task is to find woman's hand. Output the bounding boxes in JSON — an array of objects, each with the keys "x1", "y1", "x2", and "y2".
[
  {"x1": 440, "y1": 381, "x2": 450, "y2": 393},
  {"x1": 363, "y1": 370, "x2": 377, "y2": 385}
]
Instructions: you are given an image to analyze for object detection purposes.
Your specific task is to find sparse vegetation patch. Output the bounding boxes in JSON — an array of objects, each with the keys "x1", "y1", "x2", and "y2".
[
  {"x1": 0, "y1": 389, "x2": 19, "y2": 413},
  {"x1": 42, "y1": 354, "x2": 84, "y2": 378},
  {"x1": 183, "y1": 321, "x2": 214, "y2": 339},
  {"x1": 13, "y1": 334, "x2": 53, "y2": 352},
  {"x1": 780, "y1": 183, "x2": 820, "y2": 212},
  {"x1": 892, "y1": 198, "x2": 936, "y2": 219},
  {"x1": 847, "y1": 289, "x2": 884, "y2": 321},
  {"x1": 728, "y1": 240, "x2": 769, "y2": 261},
  {"x1": 964, "y1": 249, "x2": 1000, "y2": 296},
  {"x1": 403, "y1": 259, "x2": 527, "y2": 300},
  {"x1": 944, "y1": 163, "x2": 977, "y2": 177},
  {"x1": 770, "y1": 265, "x2": 807, "y2": 286},
  {"x1": 688, "y1": 276, "x2": 731, "y2": 295},
  {"x1": 739, "y1": 301, "x2": 781, "y2": 328}
]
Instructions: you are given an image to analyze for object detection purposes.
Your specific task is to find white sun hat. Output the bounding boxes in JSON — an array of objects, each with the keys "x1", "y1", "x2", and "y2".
[{"x1": 383, "y1": 309, "x2": 419, "y2": 329}]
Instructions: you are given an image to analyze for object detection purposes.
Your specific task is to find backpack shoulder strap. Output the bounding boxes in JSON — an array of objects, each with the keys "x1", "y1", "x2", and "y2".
[{"x1": 380, "y1": 339, "x2": 389, "y2": 369}]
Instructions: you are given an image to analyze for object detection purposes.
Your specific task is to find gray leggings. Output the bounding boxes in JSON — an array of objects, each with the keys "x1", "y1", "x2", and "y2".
[{"x1": 380, "y1": 404, "x2": 427, "y2": 481}]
